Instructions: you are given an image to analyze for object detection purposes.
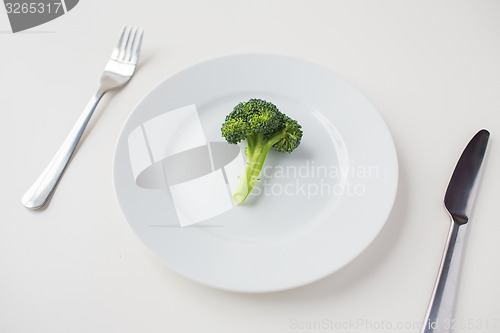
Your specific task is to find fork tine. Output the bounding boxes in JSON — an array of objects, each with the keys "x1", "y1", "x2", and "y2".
[
  {"x1": 124, "y1": 26, "x2": 138, "y2": 62},
  {"x1": 117, "y1": 26, "x2": 132, "y2": 61},
  {"x1": 130, "y1": 28, "x2": 144, "y2": 64},
  {"x1": 111, "y1": 26, "x2": 128, "y2": 60}
]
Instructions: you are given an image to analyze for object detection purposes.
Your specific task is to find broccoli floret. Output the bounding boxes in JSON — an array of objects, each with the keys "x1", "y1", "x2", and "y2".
[{"x1": 221, "y1": 98, "x2": 303, "y2": 204}]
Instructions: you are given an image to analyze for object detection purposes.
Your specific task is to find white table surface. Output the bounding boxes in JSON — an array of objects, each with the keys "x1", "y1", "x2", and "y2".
[{"x1": 1, "y1": 1, "x2": 499, "y2": 332}]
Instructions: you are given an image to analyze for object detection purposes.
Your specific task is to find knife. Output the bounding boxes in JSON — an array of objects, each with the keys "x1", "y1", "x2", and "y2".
[{"x1": 421, "y1": 129, "x2": 489, "y2": 333}]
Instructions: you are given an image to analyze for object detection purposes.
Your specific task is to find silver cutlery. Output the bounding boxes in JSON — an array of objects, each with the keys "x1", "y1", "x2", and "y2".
[
  {"x1": 22, "y1": 25, "x2": 144, "y2": 210},
  {"x1": 421, "y1": 129, "x2": 489, "y2": 332}
]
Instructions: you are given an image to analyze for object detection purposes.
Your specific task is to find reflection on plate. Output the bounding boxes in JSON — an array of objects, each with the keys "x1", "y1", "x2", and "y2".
[{"x1": 113, "y1": 54, "x2": 398, "y2": 292}]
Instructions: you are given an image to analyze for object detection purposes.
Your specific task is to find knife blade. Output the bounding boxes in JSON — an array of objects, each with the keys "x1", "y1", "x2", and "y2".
[
  {"x1": 421, "y1": 129, "x2": 489, "y2": 333},
  {"x1": 444, "y1": 129, "x2": 490, "y2": 223}
]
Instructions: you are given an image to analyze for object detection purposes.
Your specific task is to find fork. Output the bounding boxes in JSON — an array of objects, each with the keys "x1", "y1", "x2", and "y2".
[{"x1": 22, "y1": 26, "x2": 144, "y2": 210}]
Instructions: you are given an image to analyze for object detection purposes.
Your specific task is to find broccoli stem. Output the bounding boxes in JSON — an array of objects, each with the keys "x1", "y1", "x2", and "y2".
[{"x1": 232, "y1": 132, "x2": 286, "y2": 204}]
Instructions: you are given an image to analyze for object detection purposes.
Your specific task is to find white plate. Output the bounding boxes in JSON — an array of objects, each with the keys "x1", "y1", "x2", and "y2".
[{"x1": 113, "y1": 54, "x2": 398, "y2": 293}]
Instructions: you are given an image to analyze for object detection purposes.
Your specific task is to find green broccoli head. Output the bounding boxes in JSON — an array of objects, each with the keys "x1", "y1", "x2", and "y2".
[
  {"x1": 221, "y1": 98, "x2": 285, "y2": 142},
  {"x1": 273, "y1": 116, "x2": 303, "y2": 152},
  {"x1": 221, "y1": 98, "x2": 303, "y2": 204},
  {"x1": 220, "y1": 117, "x2": 248, "y2": 144}
]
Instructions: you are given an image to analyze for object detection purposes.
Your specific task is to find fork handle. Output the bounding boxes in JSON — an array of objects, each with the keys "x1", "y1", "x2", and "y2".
[
  {"x1": 421, "y1": 220, "x2": 468, "y2": 332},
  {"x1": 22, "y1": 89, "x2": 106, "y2": 209}
]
